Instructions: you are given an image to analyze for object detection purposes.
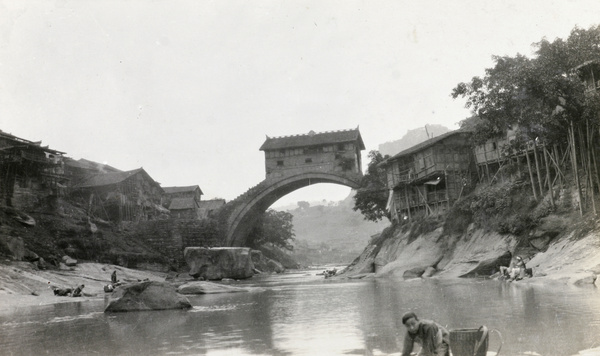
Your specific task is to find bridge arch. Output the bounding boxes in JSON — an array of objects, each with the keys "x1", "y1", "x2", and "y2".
[{"x1": 225, "y1": 171, "x2": 361, "y2": 246}]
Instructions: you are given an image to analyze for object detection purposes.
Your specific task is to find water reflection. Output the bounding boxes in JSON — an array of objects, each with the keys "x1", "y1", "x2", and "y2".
[{"x1": 0, "y1": 275, "x2": 599, "y2": 356}]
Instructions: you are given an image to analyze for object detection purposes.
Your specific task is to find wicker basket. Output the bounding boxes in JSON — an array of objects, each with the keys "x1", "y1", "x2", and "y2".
[{"x1": 449, "y1": 327, "x2": 489, "y2": 356}]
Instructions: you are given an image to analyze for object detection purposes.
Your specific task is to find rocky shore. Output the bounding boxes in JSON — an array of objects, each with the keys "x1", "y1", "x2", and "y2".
[
  {"x1": 340, "y1": 214, "x2": 600, "y2": 286},
  {"x1": 0, "y1": 261, "x2": 168, "y2": 311}
]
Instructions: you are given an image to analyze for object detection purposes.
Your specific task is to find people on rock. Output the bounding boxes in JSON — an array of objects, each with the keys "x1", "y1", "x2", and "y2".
[
  {"x1": 401, "y1": 311, "x2": 450, "y2": 356},
  {"x1": 111, "y1": 270, "x2": 118, "y2": 284},
  {"x1": 71, "y1": 284, "x2": 85, "y2": 297},
  {"x1": 500, "y1": 256, "x2": 529, "y2": 281}
]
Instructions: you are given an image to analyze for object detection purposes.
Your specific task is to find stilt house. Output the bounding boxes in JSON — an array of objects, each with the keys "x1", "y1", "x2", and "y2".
[
  {"x1": 0, "y1": 130, "x2": 67, "y2": 208},
  {"x1": 381, "y1": 128, "x2": 475, "y2": 222}
]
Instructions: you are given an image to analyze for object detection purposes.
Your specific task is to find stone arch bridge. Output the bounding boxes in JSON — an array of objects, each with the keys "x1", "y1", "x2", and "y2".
[{"x1": 219, "y1": 128, "x2": 365, "y2": 247}]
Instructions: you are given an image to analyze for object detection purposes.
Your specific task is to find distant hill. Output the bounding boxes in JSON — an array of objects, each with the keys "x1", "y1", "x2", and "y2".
[
  {"x1": 277, "y1": 192, "x2": 389, "y2": 266},
  {"x1": 378, "y1": 124, "x2": 450, "y2": 156}
]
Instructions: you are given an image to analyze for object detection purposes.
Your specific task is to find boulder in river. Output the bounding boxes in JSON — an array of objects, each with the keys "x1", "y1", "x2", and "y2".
[
  {"x1": 184, "y1": 247, "x2": 254, "y2": 280},
  {"x1": 104, "y1": 281, "x2": 192, "y2": 312}
]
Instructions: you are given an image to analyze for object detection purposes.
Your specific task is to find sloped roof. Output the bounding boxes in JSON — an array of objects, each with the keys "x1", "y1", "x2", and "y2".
[
  {"x1": 383, "y1": 128, "x2": 473, "y2": 164},
  {"x1": 0, "y1": 130, "x2": 66, "y2": 155},
  {"x1": 259, "y1": 128, "x2": 365, "y2": 151},
  {"x1": 64, "y1": 158, "x2": 122, "y2": 172},
  {"x1": 169, "y1": 197, "x2": 197, "y2": 210},
  {"x1": 198, "y1": 199, "x2": 226, "y2": 210},
  {"x1": 163, "y1": 185, "x2": 204, "y2": 195},
  {"x1": 74, "y1": 168, "x2": 162, "y2": 190}
]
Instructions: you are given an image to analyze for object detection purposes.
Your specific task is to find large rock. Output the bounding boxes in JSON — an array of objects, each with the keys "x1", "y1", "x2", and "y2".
[
  {"x1": 184, "y1": 247, "x2": 254, "y2": 280},
  {"x1": 104, "y1": 281, "x2": 192, "y2": 312},
  {"x1": 251, "y1": 250, "x2": 285, "y2": 274},
  {"x1": 177, "y1": 281, "x2": 250, "y2": 294},
  {"x1": 459, "y1": 251, "x2": 512, "y2": 278},
  {"x1": 62, "y1": 255, "x2": 78, "y2": 266},
  {"x1": 573, "y1": 273, "x2": 597, "y2": 285},
  {"x1": 403, "y1": 266, "x2": 426, "y2": 280}
]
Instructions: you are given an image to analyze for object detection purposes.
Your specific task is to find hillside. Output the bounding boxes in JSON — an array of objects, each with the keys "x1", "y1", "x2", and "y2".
[
  {"x1": 281, "y1": 192, "x2": 389, "y2": 266},
  {"x1": 378, "y1": 124, "x2": 450, "y2": 156}
]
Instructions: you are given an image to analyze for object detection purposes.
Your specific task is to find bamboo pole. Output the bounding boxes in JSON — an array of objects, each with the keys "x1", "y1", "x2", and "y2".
[
  {"x1": 570, "y1": 122, "x2": 584, "y2": 216},
  {"x1": 586, "y1": 119, "x2": 597, "y2": 215},
  {"x1": 543, "y1": 146, "x2": 555, "y2": 208},
  {"x1": 533, "y1": 142, "x2": 544, "y2": 198},
  {"x1": 525, "y1": 146, "x2": 538, "y2": 201},
  {"x1": 405, "y1": 187, "x2": 412, "y2": 221}
]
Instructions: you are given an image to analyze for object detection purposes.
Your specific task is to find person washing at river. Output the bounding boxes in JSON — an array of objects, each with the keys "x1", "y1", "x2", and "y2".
[{"x1": 401, "y1": 312, "x2": 450, "y2": 356}]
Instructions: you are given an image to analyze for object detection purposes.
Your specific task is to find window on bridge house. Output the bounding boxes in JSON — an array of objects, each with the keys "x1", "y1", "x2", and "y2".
[{"x1": 277, "y1": 160, "x2": 284, "y2": 166}]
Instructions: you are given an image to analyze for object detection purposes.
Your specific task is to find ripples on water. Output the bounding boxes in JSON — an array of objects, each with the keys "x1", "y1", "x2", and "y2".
[{"x1": 0, "y1": 272, "x2": 599, "y2": 356}]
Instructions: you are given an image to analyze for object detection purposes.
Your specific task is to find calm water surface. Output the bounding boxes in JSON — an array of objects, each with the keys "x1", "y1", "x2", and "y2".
[{"x1": 1, "y1": 270, "x2": 599, "y2": 356}]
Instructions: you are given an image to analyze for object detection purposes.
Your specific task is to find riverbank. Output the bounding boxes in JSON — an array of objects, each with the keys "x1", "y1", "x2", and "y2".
[
  {"x1": 340, "y1": 214, "x2": 600, "y2": 286},
  {"x1": 0, "y1": 261, "x2": 168, "y2": 311}
]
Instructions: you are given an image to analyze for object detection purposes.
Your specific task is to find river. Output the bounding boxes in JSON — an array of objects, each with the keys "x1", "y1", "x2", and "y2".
[{"x1": 1, "y1": 269, "x2": 599, "y2": 356}]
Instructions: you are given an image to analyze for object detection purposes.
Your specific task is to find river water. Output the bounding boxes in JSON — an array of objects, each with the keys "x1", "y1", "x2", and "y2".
[{"x1": 1, "y1": 270, "x2": 599, "y2": 356}]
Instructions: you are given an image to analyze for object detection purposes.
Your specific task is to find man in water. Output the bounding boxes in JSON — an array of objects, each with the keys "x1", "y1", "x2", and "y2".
[{"x1": 401, "y1": 312, "x2": 450, "y2": 356}]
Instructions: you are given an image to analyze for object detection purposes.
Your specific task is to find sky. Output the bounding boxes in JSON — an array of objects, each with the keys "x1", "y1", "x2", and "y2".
[{"x1": 1, "y1": 0, "x2": 599, "y2": 208}]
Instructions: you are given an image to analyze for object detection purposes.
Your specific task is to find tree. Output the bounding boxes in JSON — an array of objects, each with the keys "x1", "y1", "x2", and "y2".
[
  {"x1": 452, "y1": 25, "x2": 600, "y2": 214},
  {"x1": 353, "y1": 150, "x2": 390, "y2": 222},
  {"x1": 297, "y1": 201, "x2": 310, "y2": 210},
  {"x1": 452, "y1": 25, "x2": 600, "y2": 147},
  {"x1": 247, "y1": 209, "x2": 295, "y2": 250}
]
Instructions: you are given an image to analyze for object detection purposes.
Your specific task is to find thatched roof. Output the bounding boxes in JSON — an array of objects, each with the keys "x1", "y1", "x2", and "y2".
[{"x1": 259, "y1": 128, "x2": 365, "y2": 151}]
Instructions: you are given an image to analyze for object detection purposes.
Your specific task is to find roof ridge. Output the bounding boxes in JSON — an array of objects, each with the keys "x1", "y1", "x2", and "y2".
[{"x1": 267, "y1": 127, "x2": 356, "y2": 140}]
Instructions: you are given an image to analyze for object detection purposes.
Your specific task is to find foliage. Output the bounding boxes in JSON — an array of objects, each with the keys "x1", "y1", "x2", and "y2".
[
  {"x1": 247, "y1": 209, "x2": 295, "y2": 250},
  {"x1": 297, "y1": 201, "x2": 310, "y2": 210},
  {"x1": 444, "y1": 181, "x2": 551, "y2": 236},
  {"x1": 353, "y1": 150, "x2": 390, "y2": 222},
  {"x1": 452, "y1": 25, "x2": 600, "y2": 147}
]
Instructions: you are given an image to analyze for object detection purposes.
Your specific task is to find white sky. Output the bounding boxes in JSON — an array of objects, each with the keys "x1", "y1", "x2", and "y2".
[{"x1": 1, "y1": 0, "x2": 599, "y2": 208}]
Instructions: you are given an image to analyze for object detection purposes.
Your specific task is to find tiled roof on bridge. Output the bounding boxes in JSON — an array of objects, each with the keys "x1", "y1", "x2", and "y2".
[
  {"x1": 163, "y1": 185, "x2": 203, "y2": 195},
  {"x1": 259, "y1": 128, "x2": 365, "y2": 151}
]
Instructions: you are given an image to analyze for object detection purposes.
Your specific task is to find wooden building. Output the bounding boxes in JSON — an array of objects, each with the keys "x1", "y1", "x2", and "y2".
[
  {"x1": 163, "y1": 185, "x2": 204, "y2": 219},
  {"x1": 575, "y1": 60, "x2": 600, "y2": 94},
  {"x1": 381, "y1": 129, "x2": 475, "y2": 222},
  {"x1": 259, "y1": 128, "x2": 365, "y2": 179},
  {"x1": 0, "y1": 130, "x2": 67, "y2": 208},
  {"x1": 71, "y1": 168, "x2": 165, "y2": 222}
]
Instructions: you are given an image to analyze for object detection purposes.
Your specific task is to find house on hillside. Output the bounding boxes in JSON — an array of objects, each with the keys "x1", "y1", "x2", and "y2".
[
  {"x1": 162, "y1": 185, "x2": 204, "y2": 219},
  {"x1": 259, "y1": 128, "x2": 365, "y2": 179},
  {"x1": 575, "y1": 60, "x2": 600, "y2": 94},
  {"x1": 380, "y1": 128, "x2": 475, "y2": 222},
  {"x1": 197, "y1": 199, "x2": 226, "y2": 219},
  {"x1": 71, "y1": 168, "x2": 166, "y2": 222},
  {"x1": 0, "y1": 130, "x2": 68, "y2": 208}
]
